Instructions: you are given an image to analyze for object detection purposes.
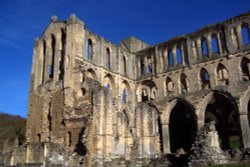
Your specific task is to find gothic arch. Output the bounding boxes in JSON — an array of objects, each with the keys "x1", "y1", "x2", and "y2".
[
  {"x1": 121, "y1": 80, "x2": 131, "y2": 103},
  {"x1": 199, "y1": 67, "x2": 211, "y2": 89},
  {"x1": 160, "y1": 98, "x2": 197, "y2": 153},
  {"x1": 136, "y1": 80, "x2": 157, "y2": 102},
  {"x1": 197, "y1": 90, "x2": 241, "y2": 149},
  {"x1": 104, "y1": 73, "x2": 115, "y2": 90},
  {"x1": 86, "y1": 68, "x2": 97, "y2": 80},
  {"x1": 216, "y1": 63, "x2": 229, "y2": 86},
  {"x1": 240, "y1": 57, "x2": 250, "y2": 81}
]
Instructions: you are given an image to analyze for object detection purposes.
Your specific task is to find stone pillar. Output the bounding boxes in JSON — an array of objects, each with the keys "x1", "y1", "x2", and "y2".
[
  {"x1": 239, "y1": 113, "x2": 250, "y2": 148},
  {"x1": 53, "y1": 35, "x2": 60, "y2": 81},
  {"x1": 25, "y1": 143, "x2": 31, "y2": 163},
  {"x1": 172, "y1": 46, "x2": 177, "y2": 65},
  {"x1": 207, "y1": 36, "x2": 212, "y2": 57},
  {"x1": 217, "y1": 33, "x2": 223, "y2": 55},
  {"x1": 236, "y1": 25, "x2": 243, "y2": 47},
  {"x1": 196, "y1": 39, "x2": 202, "y2": 60},
  {"x1": 161, "y1": 124, "x2": 170, "y2": 154},
  {"x1": 181, "y1": 45, "x2": 185, "y2": 65},
  {"x1": 44, "y1": 38, "x2": 52, "y2": 82}
]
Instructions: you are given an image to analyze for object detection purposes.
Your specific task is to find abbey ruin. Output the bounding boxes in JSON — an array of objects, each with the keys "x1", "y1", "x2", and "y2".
[{"x1": 1, "y1": 12, "x2": 250, "y2": 166}]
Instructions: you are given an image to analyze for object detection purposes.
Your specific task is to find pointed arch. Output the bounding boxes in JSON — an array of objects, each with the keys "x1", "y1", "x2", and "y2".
[
  {"x1": 200, "y1": 68, "x2": 210, "y2": 89},
  {"x1": 241, "y1": 23, "x2": 250, "y2": 45},
  {"x1": 123, "y1": 55, "x2": 127, "y2": 75},
  {"x1": 104, "y1": 73, "x2": 115, "y2": 90},
  {"x1": 180, "y1": 73, "x2": 188, "y2": 93},
  {"x1": 121, "y1": 80, "x2": 131, "y2": 103},
  {"x1": 241, "y1": 57, "x2": 250, "y2": 81},
  {"x1": 216, "y1": 63, "x2": 229, "y2": 85},
  {"x1": 86, "y1": 69, "x2": 97, "y2": 80},
  {"x1": 176, "y1": 46, "x2": 182, "y2": 64},
  {"x1": 165, "y1": 77, "x2": 174, "y2": 94},
  {"x1": 87, "y1": 38, "x2": 93, "y2": 60},
  {"x1": 49, "y1": 34, "x2": 56, "y2": 79},
  {"x1": 211, "y1": 34, "x2": 219, "y2": 54},
  {"x1": 168, "y1": 48, "x2": 174, "y2": 66},
  {"x1": 201, "y1": 37, "x2": 208, "y2": 57},
  {"x1": 59, "y1": 28, "x2": 66, "y2": 80},
  {"x1": 42, "y1": 40, "x2": 46, "y2": 83},
  {"x1": 106, "y1": 47, "x2": 111, "y2": 69}
]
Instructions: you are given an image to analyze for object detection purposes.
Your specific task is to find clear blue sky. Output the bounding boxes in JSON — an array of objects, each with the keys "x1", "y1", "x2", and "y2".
[{"x1": 0, "y1": 0, "x2": 249, "y2": 118}]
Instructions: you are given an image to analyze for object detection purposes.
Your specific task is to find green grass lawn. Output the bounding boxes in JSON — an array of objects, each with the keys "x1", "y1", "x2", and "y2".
[{"x1": 210, "y1": 163, "x2": 250, "y2": 167}]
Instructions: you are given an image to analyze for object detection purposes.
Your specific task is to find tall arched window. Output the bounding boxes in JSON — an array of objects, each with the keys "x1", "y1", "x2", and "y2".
[
  {"x1": 106, "y1": 48, "x2": 111, "y2": 69},
  {"x1": 123, "y1": 56, "x2": 127, "y2": 75},
  {"x1": 50, "y1": 35, "x2": 56, "y2": 79},
  {"x1": 166, "y1": 77, "x2": 174, "y2": 93},
  {"x1": 176, "y1": 47, "x2": 182, "y2": 64},
  {"x1": 217, "y1": 63, "x2": 229, "y2": 85},
  {"x1": 180, "y1": 73, "x2": 188, "y2": 93},
  {"x1": 59, "y1": 29, "x2": 66, "y2": 80},
  {"x1": 241, "y1": 24, "x2": 250, "y2": 45},
  {"x1": 168, "y1": 48, "x2": 174, "y2": 66},
  {"x1": 140, "y1": 58, "x2": 145, "y2": 75},
  {"x1": 241, "y1": 57, "x2": 250, "y2": 81},
  {"x1": 87, "y1": 39, "x2": 93, "y2": 60},
  {"x1": 42, "y1": 40, "x2": 46, "y2": 83},
  {"x1": 201, "y1": 38, "x2": 208, "y2": 57},
  {"x1": 141, "y1": 89, "x2": 148, "y2": 102},
  {"x1": 147, "y1": 56, "x2": 152, "y2": 73},
  {"x1": 122, "y1": 89, "x2": 127, "y2": 103},
  {"x1": 200, "y1": 68, "x2": 210, "y2": 89},
  {"x1": 211, "y1": 34, "x2": 219, "y2": 54}
]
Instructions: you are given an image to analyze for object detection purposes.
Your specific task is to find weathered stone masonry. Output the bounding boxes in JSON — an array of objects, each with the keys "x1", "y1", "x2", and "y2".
[{"x1": 3, "y1": 12, "x2": 250, "y2": 166}]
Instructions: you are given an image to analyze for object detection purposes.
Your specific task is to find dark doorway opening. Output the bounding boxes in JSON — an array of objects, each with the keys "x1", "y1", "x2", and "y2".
[{"x1": 169, "y1": 100, "x2": 197, "y2": 153}]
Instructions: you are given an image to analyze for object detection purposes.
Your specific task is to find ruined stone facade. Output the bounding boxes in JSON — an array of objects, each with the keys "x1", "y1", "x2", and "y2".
[{"x1": 5, "y1": 12, "x2": 250, "y2": 166}]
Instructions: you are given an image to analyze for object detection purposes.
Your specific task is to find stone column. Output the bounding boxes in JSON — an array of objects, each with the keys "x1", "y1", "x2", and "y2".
[
  {"x1": 239, "y1": 113, "x2": 250, "y2": 148},
  {"x1": 25, "y1": 143, "x2": 31, "y2": 163},
  {"x1": 196, "y1": 39, "x2": 202, "y2": 60},
  {"x1": 217, "y1": 33, "x2": 223, "y2": 55},
  {"x1": 161, "y1": 124, "x2": 170, "y2": 154},
  {"x1": 236, "y1": 25, "x2": 243, "y2": 47},
  {"x1": 181, "y1": 44, "x2": 185, "y2": 65},
  {"x1": 172, "y1": 46, "x2": 177, "y2": 65},
  {"x1": 207, "y1": 36, "x2": 212, "y2": 57}
]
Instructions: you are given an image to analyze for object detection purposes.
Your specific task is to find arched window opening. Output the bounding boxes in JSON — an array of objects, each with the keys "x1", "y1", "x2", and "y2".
[
  {"x1": 241, "y1": 24, "x2": 250, "y2": 45},
  {"x1": 122, "y1": 89, "x2": 127, "y2": 103},
  {"x1": 200, "y1": 68, "x2": 211, "y2": 89},
  {"x1": 241, "y1": 57, "x2": 250, "y2": 81},
  {"x1": 201, "y1": 38, "x2": 208, "y2": 57},
  {"x1": 59, "y1": 29, "x2": 66, "y2": 80},
  {"x1": 205, "y1": 92, "x2": 241, "y2": 150},
  {"x1": 168, "y1": 49, "x2": 174, "y2": 66},
  {"x1": 81, "y1": 88, "x2": 86, "y2": 96},
  {"x1": 147, "y1": 56, "x2": 152, "y2": 73},
  {"x1": 140, "y1": 58, "x2": 145, "y2": 75},
  {"x1": 180, "y1": 74, "x2": 188, "y2": 93},
  {"x1": 211, "y1": 34, "x2": 219, "y2": 54},
  {"x1": 37, "y1": 134, "x2": 41, "y2": 142},
  {"x1": 67, "y1": 132, "x2": 72, "y2": 147},
  {"x1": 49, "y1": 35, "x2": 56, "y2": 79},
  {"x1": 123, "y1": 56, "x2": 127, "y2": 75},
  {"x1": 217, "y1": 64, "x2": 229, "y2": 86},
  {"x1": 176, "y1": 47, "x2": 182, "y2": 64},
  {"x1": 166, "y1": 77, "x2": 174, "y2": 93},
  {"x1": 42, "y1": 40, "x2": 46, "y2": 83},
  {"x1": 141, "y1": 89, "x2": 148, "y2": 102},
  {"x1": 106, "y1": 48, "x2": 111, "y2": 69},
  {"x1": 87, "y1": 39, "x2": 93, "y2": 60}
]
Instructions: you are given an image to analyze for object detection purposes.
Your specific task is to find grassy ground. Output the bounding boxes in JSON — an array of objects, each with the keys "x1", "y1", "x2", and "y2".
[{"x1": 210, "y1": 162, "x2": 250, "y2": 167}]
